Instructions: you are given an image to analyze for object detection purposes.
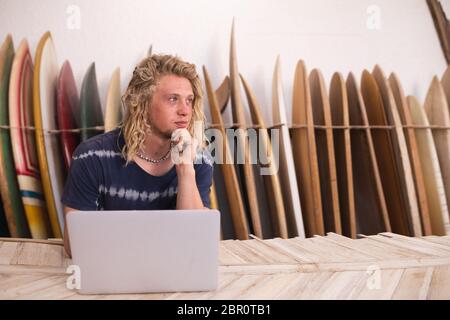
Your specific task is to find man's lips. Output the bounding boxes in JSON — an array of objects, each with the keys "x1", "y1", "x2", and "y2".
[{"x1": 175, "y1": 122, "x2": 188, "y2": 128}]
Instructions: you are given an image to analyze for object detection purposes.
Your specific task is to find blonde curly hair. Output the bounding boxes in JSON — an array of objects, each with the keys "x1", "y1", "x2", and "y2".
[{"x1": 120, "y1": 54, "x2": 205, "y2": 163}]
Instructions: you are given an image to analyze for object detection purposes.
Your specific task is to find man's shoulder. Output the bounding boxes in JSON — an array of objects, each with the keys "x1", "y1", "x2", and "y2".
[{"x1": 72, "y1": 128, "x2": 124, "y2": 160}]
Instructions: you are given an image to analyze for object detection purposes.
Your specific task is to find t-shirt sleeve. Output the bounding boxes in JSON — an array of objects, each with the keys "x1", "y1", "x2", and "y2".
[
  {"x1": 194, "y1": 151, "x2": 214, "y2": 209},
  {"x1": 61, "y1": 143, "x2": 103, "y2": 210}
]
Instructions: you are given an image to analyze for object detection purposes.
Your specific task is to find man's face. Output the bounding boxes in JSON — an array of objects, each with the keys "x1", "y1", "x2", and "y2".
[{"x1": 147, "y1": 74, "x2": 194, "y2": 139}]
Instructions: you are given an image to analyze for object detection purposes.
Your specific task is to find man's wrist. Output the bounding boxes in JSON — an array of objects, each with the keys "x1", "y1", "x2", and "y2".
[{"x1": 175, "y1": 164, "x2": 195, "y2": 178}]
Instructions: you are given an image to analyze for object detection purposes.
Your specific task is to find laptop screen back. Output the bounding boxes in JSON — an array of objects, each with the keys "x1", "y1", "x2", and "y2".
[{"x1": 67, "y1": 209, "x2": 220, "y2": 294}]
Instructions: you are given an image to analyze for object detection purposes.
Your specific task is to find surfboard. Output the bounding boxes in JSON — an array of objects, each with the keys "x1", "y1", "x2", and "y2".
[
  {"x1": 104, "y1": 67, "x2": 122, "y2": 132},
  {"x1": 209, "y1": 180, "x2": 222, "y2": 240},
  {"x1": 33, "y1": 31, "x2": 65, "y2": 238},
  {"x1": 210, "y1": 77, "x2": 230, "y2": 212},
  {"x1": 209, "y1": 180, "x2": 219, "y2": 209},
  {"x1": 389, "y1": 73, "x2": 432, "y2": 235},
  {"x1": 0, "y1": 34, "x2": 30, "y2": 238},
  {"x1": 240, "y1": 72, "x2": 294, "y2": 238},
  {"x1": 203, "y1": 66, "x2": 249, "y2": 240},
  {"x1": 216, "y1": 76, "x2": 230, "y2": 114},
  {"x1": 407, "y1": 95, "x2": 449, "y2": 235},
  {"x1": 372, "y1": 65, "x2": 421, "y2": 236},
  {"x1": 271, "y1": 57, "x2": 304, "y2": 238},
  {"x1": 361, "y1": 70, "x2": 410, "y2": 235},
  {"x1": 57, "y1": 61, "x2": 80, "y2": 171},
  {"x1": 424, "y1": 76, "x2": 450, "y2": 217},
  {"x1": 329, "y1": 72, "x2": 356, "y2": 238},
  {"x1": 229, "y1": 21, "x2": 263, "y2": 238},
  {"x1": 291, "y1": 60, "x2": 324, "y2": 237},
  {"x1": 80, "y1": 62, "x2": 103, "y2": 141},
  {"x1": 346, "y1": 72, "x2": 390, "y2": 235},
  {"x1": 309, "y1": 69, "x2": 342, "y2": 234},
  {"x1": 9, "y1": 39, "x2": 51, "y2": 239},
  {"x1": 440, "y1": 65, "x2": 450, "y2": 115}
]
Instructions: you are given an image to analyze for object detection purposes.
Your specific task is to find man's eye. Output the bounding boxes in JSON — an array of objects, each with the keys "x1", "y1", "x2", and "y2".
[{"x1": 169, "y1": 96, "x2": 177, "y2": 102}]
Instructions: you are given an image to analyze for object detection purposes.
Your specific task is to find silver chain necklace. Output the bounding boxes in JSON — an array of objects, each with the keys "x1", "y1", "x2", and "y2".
[{"x1": 136, "y1": 145, "x2": 172, "y2": 164}]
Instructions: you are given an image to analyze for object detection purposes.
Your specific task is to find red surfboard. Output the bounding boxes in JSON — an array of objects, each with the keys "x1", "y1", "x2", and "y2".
[
  {"x1": 9, "y1": 39, "x2": 52, "y2": 239},
  {"x1": 57, "y1": 61, "x2": 80, "y2": 171}
]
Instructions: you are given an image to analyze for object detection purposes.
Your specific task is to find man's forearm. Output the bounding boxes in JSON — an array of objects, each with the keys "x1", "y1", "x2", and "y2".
[{"x1": 176, "y1": 165, "x2": 205, "y2": 209}]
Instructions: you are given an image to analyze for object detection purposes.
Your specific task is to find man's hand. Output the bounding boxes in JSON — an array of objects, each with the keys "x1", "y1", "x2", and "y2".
[
  {"x1": 171, "y1": 128, "x2": 198, "y2": 166},
  {"x1": 171, "y1": 129, "x2": 205, "y2": 210}
]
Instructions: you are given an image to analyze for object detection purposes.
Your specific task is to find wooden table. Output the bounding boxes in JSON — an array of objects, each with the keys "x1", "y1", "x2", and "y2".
[{"x1": 1, "y1": 233, "x2": 449, "y2": 299}]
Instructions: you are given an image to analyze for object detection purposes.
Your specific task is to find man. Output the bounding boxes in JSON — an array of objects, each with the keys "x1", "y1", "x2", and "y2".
[{"x1": 62, "y1": 54, "x2": 213, "y2": 256}]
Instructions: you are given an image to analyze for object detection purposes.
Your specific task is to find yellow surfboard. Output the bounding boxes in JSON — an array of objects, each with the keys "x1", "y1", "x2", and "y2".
[{"x1": 33, "y1": 32, "x2": 64, "y2": 238}]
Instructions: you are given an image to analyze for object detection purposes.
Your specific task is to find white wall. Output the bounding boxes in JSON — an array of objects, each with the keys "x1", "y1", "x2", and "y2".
[{"x1": 0, "y1": 0, "x2": 448, "y2": 125}]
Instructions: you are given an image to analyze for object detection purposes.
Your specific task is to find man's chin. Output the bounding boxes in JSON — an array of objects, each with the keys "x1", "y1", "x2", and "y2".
[{"x1": 150, "y1": 128, "x2": 172, "y2": 140}]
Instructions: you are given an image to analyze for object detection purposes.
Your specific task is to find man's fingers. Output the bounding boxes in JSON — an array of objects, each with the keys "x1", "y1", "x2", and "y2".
[{"x1": 170, "y1": 129, "x2": 199, "y2": 165}]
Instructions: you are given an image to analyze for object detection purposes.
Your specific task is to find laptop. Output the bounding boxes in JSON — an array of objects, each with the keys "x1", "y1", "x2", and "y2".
[{"x1": 66, "y1": 209, "x2": 220, "y2": 295}]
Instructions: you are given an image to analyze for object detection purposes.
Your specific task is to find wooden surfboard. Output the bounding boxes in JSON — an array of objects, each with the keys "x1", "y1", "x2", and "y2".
[
  {"x1": 389, "y1": 73, "x2": 432, "y2": 236},
  {"x1": 309, "y1": 69, "x2": 342, "y2": 234},
  {"x1": 215, "y1": 76, "x2": 230, "y2": 114},
  {"x1": 57, "y1": 61, "x2": 80, "y2": 171},
  {"x1": 0, "y1": 34, "x2": 30, "y2": 238},
  {"x1": 210, "y1": 77, "x2": 230, "y2": 212},
  {"x1": 372, "y1": 65, "x2": 421, "y2": 236},
  {"x1": 329, "y1": 72, "x2": 356, "y2": 238},
  {"x1": 440, "y1": 65, "x2": 450, "y2": 115},
  {"x1": 271, "y1": 57, "x2": 304, "y2": 238},
  {"x1": 424, "y1": 76, "x2": 450, "y2": 219},
  {"x1": 209, "y1": 76, "x2": 230, "y2": 214},
  {"x1": 80, "y1": 62, "x2": 103, "y2": 141},
  {"x1": 346, "y1": 72, "x2": 390, "y2": 235},
  {"x1": 407, "y1": 95, "x2": 449, "y2": 235},
  {"x1": 291, "y1": 60, "x2": 324, "y2": 237},
  {"x1": 104, "y1": 67, "x2": 122, "y2": 132},
  {"x1": 209, "y1": 181, "x2": 219, "y2": 210},
  {"x1": 240, "y1": 72, "x2": 293, "y2": 238},
  {"x1": 33, "y1": 31, "x2": 65, "y2": 238},
  {"x1": 229, "y1": 21, "x2": 263, "y2": 238},
  {"x1": 361, "y1": 70, "x2": 410, "y2": 235},
  {"x1": 9, "y1": 39, "x2": 52, "y2": 239},
  {"x1": 203, "y1": 66, "x2": 249, "y2": 240},
  {"x1": 209, "y1": 180, "x2": 222, "y2": 240}
]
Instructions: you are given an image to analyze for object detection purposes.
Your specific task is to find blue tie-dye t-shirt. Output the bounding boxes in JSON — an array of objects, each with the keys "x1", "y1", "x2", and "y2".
[{"x1": 61, "y1": 128, "x2": 213, "y2": 210}]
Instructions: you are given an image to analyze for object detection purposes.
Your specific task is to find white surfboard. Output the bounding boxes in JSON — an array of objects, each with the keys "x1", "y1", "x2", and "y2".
[
  {"x1": 408, "y1": 95, "x2": 449, "y2": 235},
  {"x1": 104, "y1": 67, "x2": 122, "y2": 132},
  {"x1": 272, "y1": 56, "x2": 305, "y2": 238},
  {"x1": 424, "y1": 77, "x2": 450, "y2": 219}
]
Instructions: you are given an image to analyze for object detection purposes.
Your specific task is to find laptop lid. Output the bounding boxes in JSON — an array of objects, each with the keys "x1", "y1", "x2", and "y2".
[{"x1": 67, "y1": 209, "x2": 220, "y2": 294}]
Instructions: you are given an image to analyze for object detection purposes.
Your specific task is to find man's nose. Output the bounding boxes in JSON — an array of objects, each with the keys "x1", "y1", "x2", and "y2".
[{"x1": 177, "y1": 100, "x2": 190, "y2": 115}]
